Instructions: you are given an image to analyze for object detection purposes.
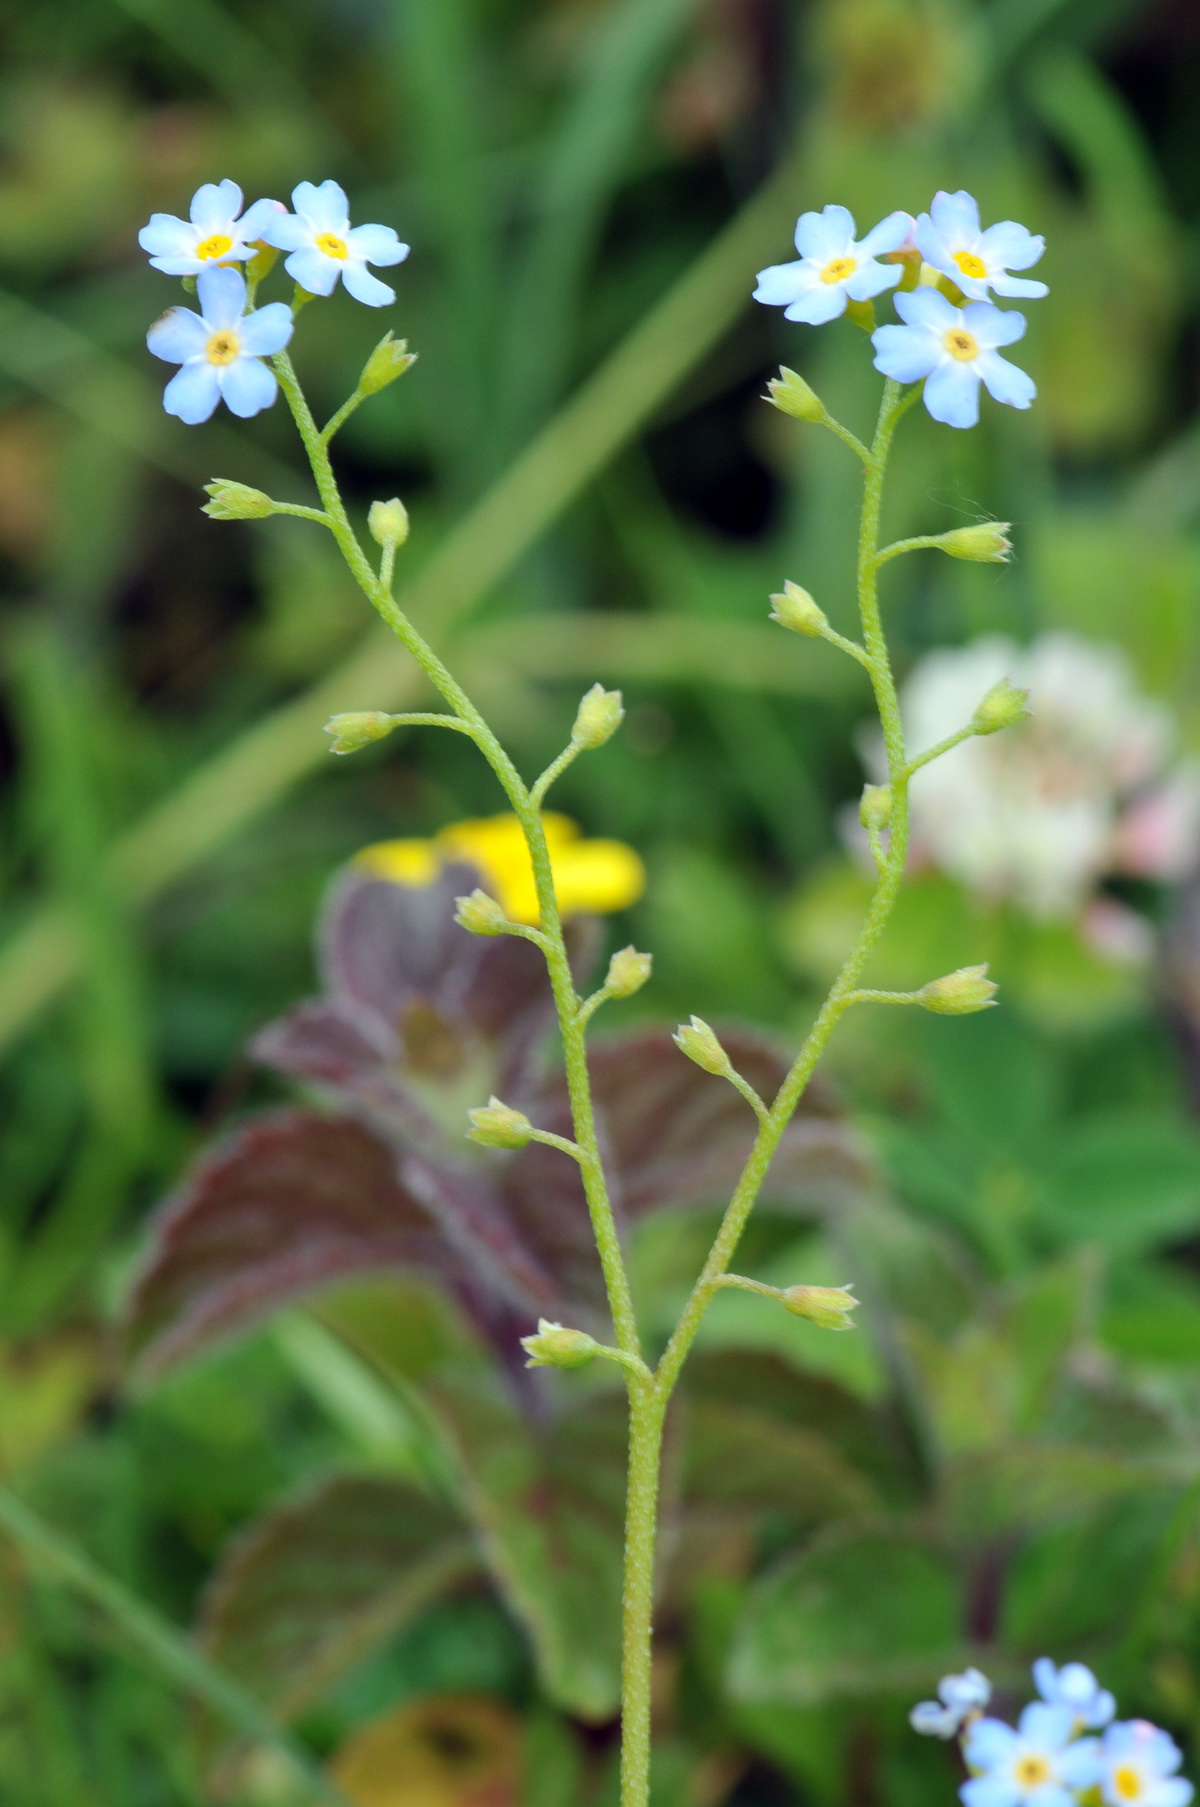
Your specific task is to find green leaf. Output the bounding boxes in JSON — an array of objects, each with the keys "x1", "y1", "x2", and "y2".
[
  {"x1": 427, "y1": 1375, "x2": 626, "y2": 1721},
  {"x1": 727, "y1": 1529, "x2": 963, "y2": 1706},
  {"x1": 1041, "y1": 1116, "x2": 1200, "y2": 1253}
]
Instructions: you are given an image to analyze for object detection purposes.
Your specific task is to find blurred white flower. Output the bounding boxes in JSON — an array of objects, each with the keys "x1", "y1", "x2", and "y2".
[{"x1": 857, "y1": 633, "x2": 1200, "y2": 923}]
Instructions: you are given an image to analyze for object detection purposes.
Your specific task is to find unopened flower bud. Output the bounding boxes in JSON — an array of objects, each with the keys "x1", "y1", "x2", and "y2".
[
  {"x1": 764, "y1": 366, "x2": 824, "y2": 422},
  {"x1": 359, "y1": 332, "x2": 417, "y2": 396},
  {"x1": 324, "y1": 711, "x2": 398, "y2": 755},
  {"x1": 971, "y1": 678, "x2": 1030, "y2": 736},
  {"x1": 572, "y1": 683, "x2": 624, "y2": 750},
  {"x1": 467, "y1": 1096, "x2": 533, "y2": 1149},
  {"x1": 245, "y1": 239, "x2": 282, "y2": 284},
  {"x1": 936, "y1": 522, "x2": 1012, "y2": 564},
  {"x1": 919, "y1": 964, "x2": 998, "y2": 1015},
  {"x1": 368, "y1": 497, "x2": 410, "y2": 550},
  {"x1": 520, "y1": 1319, "x2": 600, "y2": 1371},
  {"x1": 673, "y1": 1015, "x2": 732, "y2": 1078},
  {"x1": 605, "y1": 946, "x2": 652, "y2": 998},
  {"x1": 454, "y1": 888, "x2": 509, "y2": 936},
  {"x1": 770, "y1": 580, "x2": 827, "y2": 638},
  {"x1": 202, "y1": 479, "x2": 275, "y2": 521},
  {"x1": 859, "y1": 784, "x2": 892, "y2": 832},
  {"x1": 781, "y1": 1284, "x2": 859, "y2": 1331}
]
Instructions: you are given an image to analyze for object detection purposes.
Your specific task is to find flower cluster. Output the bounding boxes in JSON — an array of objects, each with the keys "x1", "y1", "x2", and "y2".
[
  {"x1": 912, "y1": 1660, "x2": 1192, "y2": 1807},
  {"x1": 754, "y1": 190, "x2": 1046, "y2": 428},
  {"x1": 138, "y1": 179, "x2": 408, "y2": 424},
  {"x1": 871, "y1": 632, "x2": 1200, "y2": 947}
]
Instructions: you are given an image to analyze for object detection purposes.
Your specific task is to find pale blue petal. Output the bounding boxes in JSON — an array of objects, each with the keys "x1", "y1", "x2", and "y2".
[
  {"x1": 1058, "y1": 1740, "x2": 1101, "y2": 1789},
  {"x1": 979, "y1": 221, "x2": 1045, "y2": 271},
  {"x1": 345, "y1": 222, "x2": 408, "y2": 266},
  {"x1": 292, "y1": 179, "x2": 349, "y2": 232},
  {"x1": 260, "y1": 212, "x2": 310, "y2": 252},
  {"x1": 190, "y1": 180, "x2": 241, "y2": 229},
  {"x1": 991, "y1": 273, "x2": 1049, "y2": 299},
  {"x1": 784, "y1": 282, "x2": 847, "y2": 324},
  {"x1": 858, "y1": 210, "x2": 913, "y2": 257},
  {"x1": 753, "y1": 260, "x2": 815, "y2": 306},
  {"x1": 1158, "y1": 1779, "x2": 1194, "y2": 1807},
  {"x1": 977, "y1": 350, "x2": 1035, "y2": 410},
  {"x1": 930, "y1": 189, "x2": 981, "y2": 244},
  {"x1": 911, "y1": 1701, "x2": 959, "y2": 1737},
  {"x1": 1024, "y1": 1787, "x2": 1073, "y2": 1807},
  {"x1": 845, "y1": 259, "x2": 902, "y2": 300},
  {"x1": 1032, "y1": 1659, "x2": 1057, "y2": 1701},
  {"x1": 915, "y1": 214, "x2": 957, "y2": 276},
  {"x1": 944, "y1": 1669, "x2": 992, "y2": 1710},
  {"x1": 139, "y1": 214, "x2": 193, "y2": 256},
  {"x1": 794, "y1": 205, "x2": 855, "y2": 261},
  {"x1": 238, "y1": 301, "x2": 294, "y2": 356},
  {"x1": 196, "y1": 265, "x2": 246, "y2": 329},
  {"x1": 1018, "y1": 1705, "x2": 1074, "y2": 1751},
  {"x1": 895, "y1": 285, "x2": 959, "y2": 331},
  {"x1": 239, "y1": 197, "x2": 286, "y2": 242},
  {"x1": 283, "y1": 246, "x2": 340, "y2": 295},
  {"x1": 964, "y1": 1718, "x2": 1019, "y2": 1769},
  {"x1": 163, "y1": 360, "x2": 221, "y2": 424},
  {"x1": 1089, "y1": 1691, "x2": 1116, "y2": 1729},
  {"x1": 963, "y1": 301, "x2": 1026, "y2": 348},
  {"x1": 952, "y1": 270, "x2": 993, "y2": 301},
  {"x1": 923, "y1": 359, "x2": 980, "y2": 428},
  {"x1": 341, "y1": 261, "x2": 396, "y2": 306},
  {"x1": 146, "y1": 305, "x2": 208, "y2": 363},
  {"x1": 217, "y1": 355, "x2": 277, "y2": 417},
  {"x1": 872, "y1": 322, "x2": 939, "y2": 382},
  {"x1": 961, "y1": 1775, "x2": 1020, "y2": 1807}
]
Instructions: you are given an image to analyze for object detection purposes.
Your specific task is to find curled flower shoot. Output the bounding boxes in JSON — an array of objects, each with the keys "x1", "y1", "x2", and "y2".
[
  {"x1": 916, "y1": 188, "x2": 1048, "y2": 301},
  {"x1": 871, "y1": 288, "x2": 1035, "y2": 428},
  {"x1": 146, "y1": 267, "x2": 293, "y2": 423},
  {"x1": 262, "y1": 180, "x2": 409, "y2": 307}
]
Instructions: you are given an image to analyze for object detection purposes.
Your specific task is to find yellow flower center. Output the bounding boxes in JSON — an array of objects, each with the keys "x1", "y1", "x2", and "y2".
[
  {"x1": 355, "y1": 813, "x2": 645, "y2": 925},
  {"x1": 316, "y1": 231, "x2": 348, "y2": 259},
  {"x1": 1113, "y1": 1767, "x2": 1143, "y2": 1801},
  {"x1": 943, "y1": 327, "x2": 979, "y2": 362},
  {"x1": 821, "y1": 255, "x2": 857, "y2": 284},
  {"x1": 205, "y1": 329, "x2": 241, "y2": 366},
  {"x1": 1014, "y1": 1755, "x2": 1051, "y2": 1790},
  {"x1": 954, "y1": 249, "x2": 987, "y2": 279},
  {"x1": 194, "y1": 233, "x2": 233, "y2": 261}
]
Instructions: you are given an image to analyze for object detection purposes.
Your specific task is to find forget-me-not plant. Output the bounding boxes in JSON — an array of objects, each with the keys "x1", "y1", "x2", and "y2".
[
  {"x1": 753, "y1": 202, "x2": 913, "y2": 324},
  {"x1": 261, "y1": 180, "x2": 409, "y2": 307},
  {"x1": 138, "y1": 179, "x2": 282, "y2": 276},
  {"x1": 917, "y1": 188, "x2": 1049, "y2": 301},
  {"x1": 147, "y1": 266, "x2": 293, "y2": 423}
]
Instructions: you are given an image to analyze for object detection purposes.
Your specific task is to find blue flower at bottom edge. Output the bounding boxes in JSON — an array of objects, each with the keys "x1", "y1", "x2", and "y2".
[
  {"x1": 962, "y1": 1702, "x2": 1100, "y2": 1807},
  {"x1": 871, "y1": 286, "x2": 1035, "y2": 428},
  {"x1": 1099, "y1": 1722, "x2": 1194, "y2": 1807},
  {"x1": 146, "y1": 266, "x2": 293, "y2": 424}
]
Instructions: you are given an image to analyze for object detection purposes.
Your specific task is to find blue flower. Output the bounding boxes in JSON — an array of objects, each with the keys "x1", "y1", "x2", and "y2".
[
  {"x1": 1099, "y1": 1721, "x2": 1194, "y2": 1807},
  {"x1": 146, "y1": 266, "x2": 293, "y2": 424},
  {"x1": 961, "y1": 1703, "x2": 1100, "y2": 1807},
  {"x1": 261, "y1": 181, "x2": 409, "y2": 307},
  {"x1": 871, "y1": 287, "x2": 1035, "y2": 428},
  {"x1": 753, "y1": 203, "x2": 913, "y2": 326},
  {"x1": 138, "y1": 180, "x2": 282, "y2": 277},
  {"x1": 1033, "y1": 1659, "x2": 1115, "y2": 1731},
  {"x1": 912, "y1": 1667, "x2": 993, "y2": 1739},
  {"x1": 917, "y1": 190, "x2": 1048, "y2": 301}
]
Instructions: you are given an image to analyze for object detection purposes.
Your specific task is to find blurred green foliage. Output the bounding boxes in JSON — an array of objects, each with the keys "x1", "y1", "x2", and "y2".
[{"x1": 4, "y1": 0, "x2": 1200, "y2": 1802}]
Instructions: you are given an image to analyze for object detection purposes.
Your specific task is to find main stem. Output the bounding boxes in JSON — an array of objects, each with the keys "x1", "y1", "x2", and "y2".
[{"x1": 617, "y1": 380, "x2": 914, "y2": 1807}]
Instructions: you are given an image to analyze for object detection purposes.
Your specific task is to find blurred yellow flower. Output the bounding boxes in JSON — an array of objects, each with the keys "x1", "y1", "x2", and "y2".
[{"x1": 355, "y1": 812, "x2": 645, "y2": 925}]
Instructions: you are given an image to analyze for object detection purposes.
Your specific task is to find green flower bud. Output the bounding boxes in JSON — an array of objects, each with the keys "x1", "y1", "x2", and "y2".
[
  {"x1": 324, "y1": 711, "x2": 399, "y2": 756},
  {"x1": 673, "y1": 1015, "x2": 732, "y2": 1078},
  {"x1": 936, "y1": 522, "x2": 1012, "y2": 564},
  {"x1": 971, "y1": 678, "x2": 1030, "y2": 736},
  {"x1": 781, "y1": 1284, "x2": 858, "y2": 1331},
  {"x1": 467, "y1": 1096, "x2": 533, "y2": 1149},
  {"x1": 605, "y1": 946, "x2": 652, "y2": 999},
  {"x1": 245, "y1": 241, "x2": 281, "y2": 284},
  {"x1": 520, "y1": 1319, "x2": 600, "y2": 1370},
  {"x1": 368, "y1": 497, "x2": 410, "y2": 549},
  {"x1": 202, "y1": 479, "x2": 275, "y2": 521},
  {"x1": 359, "y1": 332, "x2": 417, "y2": 396},
  {"x1": 764, "y1": 366, "x2": 824, "y2": 422},
  {"x1": 919, "y1": 964, "x2": 999, "y2": 1015},
  {"x1": 859, "y1": 784, "x2": 892, "y2": 832},
  {"x1": 572, "y1": 683, "x2": 624, "y2": 750},
  {"x1": 454, "y1": 888, "x2": 509, "y2": 936},
  {"x1": 844, "y1": 297, "x2": 876, "y2": 334},
  {"x1": 769, "y1": 580, "x2": 827, "y2": 638}
]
